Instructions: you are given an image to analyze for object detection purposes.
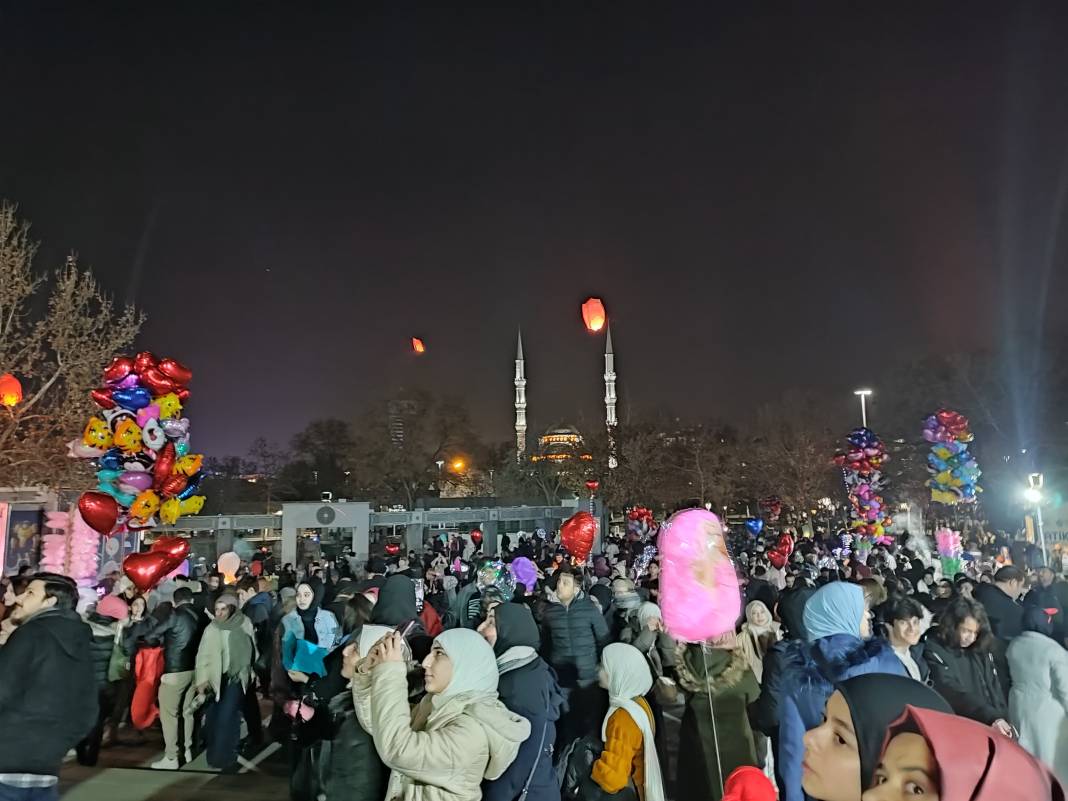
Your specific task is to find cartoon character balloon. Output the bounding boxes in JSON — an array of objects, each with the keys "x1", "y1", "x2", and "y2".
[{"x1": 659, "y1": 508, "x2": 741, "y2": 642}]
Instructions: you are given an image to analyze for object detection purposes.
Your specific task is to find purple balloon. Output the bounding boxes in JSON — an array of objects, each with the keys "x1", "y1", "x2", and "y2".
[
  {"x1": 119, "y1": 470, "x2": 154, "y2": 492},
  {"x1": 116, "y1": 374, "x2": 141, "y2": 390},
  {"x1": 509, "y1": 557, "x2": 538, "y2": 592}
]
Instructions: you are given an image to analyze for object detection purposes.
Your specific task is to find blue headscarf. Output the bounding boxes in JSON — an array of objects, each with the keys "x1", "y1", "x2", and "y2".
[{"x1": 802, "y1": 582, "x2": 864, "y2": 642}]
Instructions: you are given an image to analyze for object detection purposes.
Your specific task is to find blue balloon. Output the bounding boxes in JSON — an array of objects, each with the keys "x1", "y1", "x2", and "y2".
[
  {"x1": 96, "y1": 468, "x2": 122, "y2": 482},
  {"x1": 112, "y1": 386, "x2": 152, "y2": 411},
  {"x1": 745, "y1": 518, "x2": 764, "y2": 536},
  {"x1": 177, "y1": 471, "x2": 203, "y2": 500},
  {"x1": 99, "y1": 448, "x2": 123, "y2": 471}
]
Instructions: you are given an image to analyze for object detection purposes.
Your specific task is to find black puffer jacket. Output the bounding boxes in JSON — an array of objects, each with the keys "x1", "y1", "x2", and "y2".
[
  {"x1": 923, "y1": 638, "x2": 1009, "y2": 724},
  {"x1": 85, "y1": 614, "x2": 118, "y2": 688},
  {"x1": 0, "y1": 608, "x2": 98, "y2": 776},
  {"x1": 974, "y1": 583, "x2": 1024, "y2": 641},
  {"x1": 540, "y1": 594, "x2": 609, "y2": 688},
  {"x1": 142, "y1": 603, "x2": 203, "y2": 673}
]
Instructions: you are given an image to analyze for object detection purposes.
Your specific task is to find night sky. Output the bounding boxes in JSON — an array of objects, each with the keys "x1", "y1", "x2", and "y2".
[{"x1": 3, "y1": 2, "x2": 1068, "y2": 457}]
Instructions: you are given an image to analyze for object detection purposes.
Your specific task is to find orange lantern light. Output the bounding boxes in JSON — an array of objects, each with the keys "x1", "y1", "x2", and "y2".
[
  {"x1": 411, "y1": 337, "x2": 426, "y2": 354},
  {"x1": 581, "y1": 297, "x2": 606, "y2": 333},
  {"x1": 0, "y1": 373, "x2": 22, "y2": 407}
]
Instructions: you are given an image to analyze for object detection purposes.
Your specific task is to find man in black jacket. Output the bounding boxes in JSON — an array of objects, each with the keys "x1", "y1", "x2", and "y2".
[
  {"x1": 143, "y1": 586, "x2": 203, "y2": 769},
  {"x1": 974, "y1": 565, "x2": 1026, "y2": 641},
  {"x1": 0, "y1": 573, "x2": 97, "y2": 800}
]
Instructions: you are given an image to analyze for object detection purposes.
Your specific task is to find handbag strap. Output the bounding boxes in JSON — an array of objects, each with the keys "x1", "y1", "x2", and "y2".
[{"x1": 518, "y1": 720, "x2": 549, "y2": 801}]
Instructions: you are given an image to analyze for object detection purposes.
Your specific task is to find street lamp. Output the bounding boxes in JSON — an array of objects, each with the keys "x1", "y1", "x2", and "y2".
[
  {"x1": 1025, "y1": 473, "x2": 1047, "y2": 567},
  {"x1": 853, "y1": 389, "x2": 873, "y2": 428}
]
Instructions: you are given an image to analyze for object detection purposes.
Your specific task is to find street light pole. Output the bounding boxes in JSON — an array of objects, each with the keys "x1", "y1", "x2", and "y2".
[{"x1": 853, "y1": 389, "x2": 873, "y2": 428}]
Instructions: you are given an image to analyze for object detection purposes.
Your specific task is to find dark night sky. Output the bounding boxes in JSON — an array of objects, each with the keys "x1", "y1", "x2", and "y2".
[{"x1": 3, "y1": 2, "x2": 1068, "y2": 457}]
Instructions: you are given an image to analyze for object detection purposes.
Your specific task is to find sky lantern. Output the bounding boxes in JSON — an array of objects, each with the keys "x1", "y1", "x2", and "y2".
[
  {"x1": 411, "y1": 337, "x2": 426, "y2": 354},
  {"x1": 581, "y1": 297, "x2": 606, "y2": 333},
  {"x1": 0, "y1": 373, "x2": 22, "y2": 407}
]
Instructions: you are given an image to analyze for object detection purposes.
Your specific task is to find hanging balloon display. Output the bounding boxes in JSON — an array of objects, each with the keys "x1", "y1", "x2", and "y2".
[
  {"x1": 833, "y1": 426, "x2": 893, "y2": 554},
  {"x1": 67, "y1": 352, "x2": 207, "y2": 593},
  {"x1": 659, "y1": 509, "x2": 741, "y2": 642},
  {"x1": 923, "y1": 409, "x2": 981, "y2": 505}
]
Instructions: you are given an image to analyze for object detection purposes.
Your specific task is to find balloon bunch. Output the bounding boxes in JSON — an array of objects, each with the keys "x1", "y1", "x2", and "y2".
[
  {"x1": 832, "y1": 530, "x2": 854, "y2": 560},
  {"x1": 626, "y1": 506, "x2": 655, "y2": 542},
  {"x1": 476, "y1": 559, "x2": 517, "y2": 598},
  {"x1": 630, "y1": 544, "x2": 658, "y2": 581},
  {"x1": 934, "y1": 527, "x2": 963, "y2": 578},
  {"x1": 923, "y1": 409, "x2": 981, "y2": 505},
  {"x1": 759, "y1": 495, "x2": 783, "y2": 522},
  {"x1": 766, "y1": 532, "x2": 794, "y2": 569},
  {"x1": 69, "y1": 352, "x2": 207, "y2": 536},
  {"x1": 833, "y1": 427, "x2": 893, "y2": 544}
]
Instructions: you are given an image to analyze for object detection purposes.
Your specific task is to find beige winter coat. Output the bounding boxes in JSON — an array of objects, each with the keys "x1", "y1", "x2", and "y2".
[
  {"x1": 194, "y1": 615, "x2": 256, "y2": 697},
  {"x1": 353, "y1": 661, "x2": 531, "y2": 801}
]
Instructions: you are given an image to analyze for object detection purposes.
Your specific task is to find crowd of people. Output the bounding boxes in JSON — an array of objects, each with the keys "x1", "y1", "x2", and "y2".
[{"x1": 1, "y1": 521, "x2": 1067, "y2": 801}]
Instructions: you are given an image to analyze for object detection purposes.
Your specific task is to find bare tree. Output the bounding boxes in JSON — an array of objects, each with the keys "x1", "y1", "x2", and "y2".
[{"x1": 0, "y1": 202, "x2": 143, "y2": 488}]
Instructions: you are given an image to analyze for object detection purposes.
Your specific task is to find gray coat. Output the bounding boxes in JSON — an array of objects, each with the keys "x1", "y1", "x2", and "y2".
[
  {"x1": 1007, "y1": 630, "x2": 1068, "y2": 786},
  {"x1": 540, "y1": 595, "x2": 610, "y2": 687}
]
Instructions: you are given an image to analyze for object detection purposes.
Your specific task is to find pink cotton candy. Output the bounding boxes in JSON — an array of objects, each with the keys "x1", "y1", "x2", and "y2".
[{"x1": 660, "y1": 509, "x2": 741, "y2": 643}]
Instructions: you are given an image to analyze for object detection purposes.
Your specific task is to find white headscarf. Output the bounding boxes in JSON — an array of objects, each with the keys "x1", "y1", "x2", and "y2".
[
  {"x1": 434, "y1": 628, "x2": 499, "y2": 699},
  {"x1": 599, "y1": 643, "x2": 665, "y2": 801},
  {"x1": 743, "y1": 601, "x2": 777, "y2": 637},
  {"x1": 636, "y1": 602, "x2": 662, "y2": 630}
]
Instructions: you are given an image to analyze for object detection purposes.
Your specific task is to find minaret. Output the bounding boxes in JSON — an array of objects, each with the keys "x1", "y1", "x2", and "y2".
[
  {"x1": 604, "y1": 324, "x2": 618, "y2": 468},
  {"x1": 514, "y1": 328, "x2": 527, "y2": 461}
]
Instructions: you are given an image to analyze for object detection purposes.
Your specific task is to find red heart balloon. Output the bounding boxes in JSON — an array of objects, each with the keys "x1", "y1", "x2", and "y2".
[
  {"x1": 150, "y1": 535, "x2": 190, "y2": 565},
  {"x1": 103, "y1": 356, "x2": 135, "y2": 385},
  {"x1": 176, "y1": 387, "x2": 191, "y2": 402},
  {"x1": 133, "y1": 351, "x2": 158, "y2": 375},
  {"x1": 153, "y1": 442, "x2": 176, "y2": 488},
  {"x1": 767, "y1": 548, "x2": 788, "y2": 569},
  {"x1": 160, "y1": 474, "x2": 188, "y2": 498},
  {"x1": 585, "y1": 479, "x2": 600, "y2": 492},
  {"x1": 140, "y1": 366, "x2": 177, "y2": 396},
  {"x1": 470, "y1": 529, "x2": 483, "y2": 544},
  {"x1": 78, "y1": 491, "x2": 119, "y2": 535},
  {"x1": 90, "y1": 387, "x2": 116, "y2": 409},
  {"x1": 157, "y1": 358, "x2": 193, "y2": 386},
  {"x1": 777, "y1": 533, "x2": 795, "y2": 556},
  {"x1": 123, "y1": 551, "x2": 174, "y2": 593},
  {"x1": 560, "y1": 511, "x2": 597, "y2": 561}
]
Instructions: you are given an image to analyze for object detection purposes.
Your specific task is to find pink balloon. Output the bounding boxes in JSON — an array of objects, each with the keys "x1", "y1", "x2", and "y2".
[
  {"x1": 119, "y1": 470, "x2": 154, "y2": 492},
  {"x1": 660, "y1": 508, "x2": 741, "y2": 642}
]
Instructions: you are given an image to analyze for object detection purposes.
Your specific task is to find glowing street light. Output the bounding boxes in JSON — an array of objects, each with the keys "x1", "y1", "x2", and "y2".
[
  {"x1": 853, "y1": 388, "x2": 873, "y2": 427},
  {"x1": 1025, "y1": 473, "x2": 1047, "y2": 566},
  {"x1": 451, "y1": 459, "x2": 466, "y2": 472}
]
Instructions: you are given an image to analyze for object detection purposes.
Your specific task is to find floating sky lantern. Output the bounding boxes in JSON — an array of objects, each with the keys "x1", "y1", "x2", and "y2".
[
  {"x1": 0, "y1": 373, "x2": 22, "y2": 407},
  {"x1": 581, "y1": 297, "x2": 606, "y2": 333},
  {"x1": 411, "y1": 337, "x2": 426, "y2": 354}
]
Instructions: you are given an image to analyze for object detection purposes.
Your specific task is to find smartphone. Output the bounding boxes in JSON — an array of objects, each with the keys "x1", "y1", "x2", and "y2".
[{"x1": 395, "y1": 620, "x2": 416, "y2": 638}]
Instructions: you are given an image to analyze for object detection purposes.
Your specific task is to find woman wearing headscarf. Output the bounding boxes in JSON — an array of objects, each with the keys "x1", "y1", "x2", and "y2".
[
  {"x1": 479, "y1": 602, "x2": 565, "y2": 801},
  {"x1": 739, "y1": 601, "x2": 782, "y2": 683},
  {"x1": 862, "y1": 705, "x2": 1065, "y2": 801},
  {"x1": 352, "y1": 627, "x2": 531, "y2": 801},
  {"x1": 800, "y1": 674, "x2": 951, "y2": 801},
  {"x1": 775, "y1": 583, "x2": 904, "y2": 801},
  {"x1": 676, "y1": 632, "x2": 761, "y2": 801},
  {"x1": 371, "y1": 573, "x2": 433, "y2": 662},
  {"x1": 1007, "y1": 606, "x2": 1068, "y2": 786},
  {"x1": 590, "y1": 642, "x2": 665, "y2": 801},
  {"x1": 923, "y1": 597, "x2": 1011, "y2": 734},
  {"x1": 194, "y1": 592, "x2": 257, "y2": 770},
  {"x1": 281, "y1": 578, "x2": 341, "y2": 650}
]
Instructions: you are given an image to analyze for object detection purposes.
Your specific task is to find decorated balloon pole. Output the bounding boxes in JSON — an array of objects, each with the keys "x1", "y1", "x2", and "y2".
[
  {"x1": 923, "y1": 409, "x2": 981, "y2": 506},
  {"x1": 934, "y1": 527, "x2": 963, "y2": 578},
  {"x1": 585, "y1": 479, "x2": 599, "y2": 516},
  {"x1": 658, "y1": 508, "x2": 740, "y2": 797},
  {"x1": 67, "y1": 351, "x2": 207, "y2": 593},
  {"x1": 833, "y1": 426, "x2": 893, "y2": 558}
]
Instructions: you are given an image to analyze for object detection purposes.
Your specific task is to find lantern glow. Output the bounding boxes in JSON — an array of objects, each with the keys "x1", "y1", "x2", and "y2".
[
  {"x1": 0, "y1": 373, "x2": 22, "y2": 407},
  {"x1": 581, "y1": 298, "x2": 606, "y2": 333},
  {"x1": 411, "y1": 337, "x2": 426, "y2": 354}
]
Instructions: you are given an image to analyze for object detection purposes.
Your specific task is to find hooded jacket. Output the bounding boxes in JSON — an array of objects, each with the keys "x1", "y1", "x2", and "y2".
[
  {"x1": 540, "y1": 592, "x2": 610, "y2": 687},
  {"x1": 775, "y1": 583, "x2": 904, "y2": 801},
  {"x1": 923, "y1": 637, "x2": 1008, "y2": 725},
  {"x1": 485, "y1": 604, "x2": 565, "y2": 801},
  {"x1": 0, "y1": 608, "x2": 99, "y2": 776},
  {"x1": 353, "y1": 659, "x2": 531, "y2": 801}
]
